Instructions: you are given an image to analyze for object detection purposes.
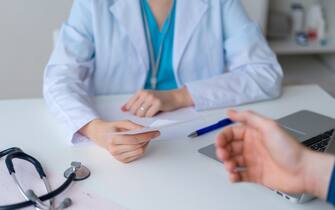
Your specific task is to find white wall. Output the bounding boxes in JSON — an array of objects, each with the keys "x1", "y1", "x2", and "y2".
[
  {"x1": 320, "y1": 0, "x2": 335, "y2": 71},
  {"x1": 0, "y1": 0, "x2": 73, "y2": 99},
  {"x1": 241, "y1": 0, "x2": 269, "y2": 32}
]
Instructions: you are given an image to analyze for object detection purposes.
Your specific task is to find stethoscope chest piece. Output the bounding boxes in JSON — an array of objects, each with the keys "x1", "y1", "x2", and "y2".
[{"x1": 64, "y1": 162, "x2": 90, "y2": 181}]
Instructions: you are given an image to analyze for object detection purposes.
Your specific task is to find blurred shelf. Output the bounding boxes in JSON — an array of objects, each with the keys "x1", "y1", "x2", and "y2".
[{"x1": 269, "y1": 39, "x2": 335, "y2": 55}]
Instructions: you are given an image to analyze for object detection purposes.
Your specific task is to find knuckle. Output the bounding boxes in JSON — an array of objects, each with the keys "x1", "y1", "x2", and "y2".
[
  {"x1": 147, "y1": 94, "x2": 154, "y2": 101},
  {"x1": 140, "y1": 91, "x2": 148, "y2": 97},
  {"x1": 154, "y1": 99, "x2": 162, "y2": 107}
]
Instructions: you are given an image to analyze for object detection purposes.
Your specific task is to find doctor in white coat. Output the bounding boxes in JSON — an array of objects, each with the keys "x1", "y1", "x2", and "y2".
[{"x1": 44, "y1": 0, "x2": 283, "y2": 163}]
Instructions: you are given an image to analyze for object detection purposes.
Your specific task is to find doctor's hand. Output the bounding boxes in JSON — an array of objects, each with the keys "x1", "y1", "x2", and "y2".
[
  {"x1": 80, "y1": 119, "x2": 160, "y2": 163},
  {"x1": 122, "y1": 87, "x2": 194, "y2": 118},
  {"x1": 216, "y1": 110, "x2": 335, "y2": 200}
]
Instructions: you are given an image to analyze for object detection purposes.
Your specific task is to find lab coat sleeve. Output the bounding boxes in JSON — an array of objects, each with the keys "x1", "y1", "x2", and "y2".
[
  {"x1": 43, "y1": 0, "x2": 99, "y2": 144},
  {"x1": 186, "y1": 0, "x2": 283, "y2": 111}
]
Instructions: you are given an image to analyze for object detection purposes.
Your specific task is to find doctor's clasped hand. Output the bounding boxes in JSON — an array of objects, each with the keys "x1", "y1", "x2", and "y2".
[
  {"x1": 80, "y1": 120, "x2": 160, "y2": 163},
  {"x1": 122, "y1": 87, "x2": 194, "y2": 117}
]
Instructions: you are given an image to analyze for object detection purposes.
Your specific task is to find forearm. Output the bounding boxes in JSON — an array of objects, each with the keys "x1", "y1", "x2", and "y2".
[
  {"x1": 44, "y1": 66, "x2": 100, "y2": 145},
  {"x1": 303, "y1": 150, "x2": 335, "y2": 200},
  {"x1": 185, "y1": 69, "x2": 282, "y2": 111}
]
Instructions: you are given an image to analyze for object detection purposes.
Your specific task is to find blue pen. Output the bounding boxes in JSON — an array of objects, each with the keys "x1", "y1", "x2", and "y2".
[{"x1": 188, "y1": 118, "x2": 234, "y2": 138}]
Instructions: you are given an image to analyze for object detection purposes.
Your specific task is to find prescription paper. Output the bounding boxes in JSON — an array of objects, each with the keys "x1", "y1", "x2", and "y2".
[{"x1": 110, "y1": 119, "x2": 189, "y2": 135}]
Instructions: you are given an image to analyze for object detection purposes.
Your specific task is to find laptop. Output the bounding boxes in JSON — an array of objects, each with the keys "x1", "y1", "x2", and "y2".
[{"x1": 198, "y1": 110, "x2": 335, "y2": 203}]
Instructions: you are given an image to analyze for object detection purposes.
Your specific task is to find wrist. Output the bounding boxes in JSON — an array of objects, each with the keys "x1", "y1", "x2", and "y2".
[
  {"x1": 79, "y1": 119, "x2": 103, "y2": 140},
  {"x1": 303, "y1": 150, "x2": 335, "y2": 200},
  {"x1": 172, "y1": 87, "x2": 194, "y2": 109}
]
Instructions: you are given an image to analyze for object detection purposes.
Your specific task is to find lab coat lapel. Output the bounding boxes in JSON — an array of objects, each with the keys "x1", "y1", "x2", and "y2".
[
  {"x1": 173, "y1": 0, "x2": 209, "y2": 73},
  {"x1": 109, "y1": 0, "x2": 149, "y2": 72}
]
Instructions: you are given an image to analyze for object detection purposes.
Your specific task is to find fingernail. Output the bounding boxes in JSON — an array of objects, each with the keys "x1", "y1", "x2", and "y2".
[{"x1": 121, "y1": 105, "x2": 127, "y2": 112}]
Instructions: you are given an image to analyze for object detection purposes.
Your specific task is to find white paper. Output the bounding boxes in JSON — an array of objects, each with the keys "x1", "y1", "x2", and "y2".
[
  {"x1": 94, "y1": 97, "x2": 202, "y2": 138},
  {"x1": 110, "y1": 119, "x2": 190, "y2": 136},
  {"x1": 0, "y1": 159, "x2": 126, "y2": 210},
  {"x1": 149, "y1": 119, "x2": 176, "y2": 127}
]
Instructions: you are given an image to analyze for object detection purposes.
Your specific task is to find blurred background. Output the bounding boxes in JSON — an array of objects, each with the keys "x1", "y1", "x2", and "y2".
[{"x1": 0, "y1": 0, "x2": 334, "y2": 99}]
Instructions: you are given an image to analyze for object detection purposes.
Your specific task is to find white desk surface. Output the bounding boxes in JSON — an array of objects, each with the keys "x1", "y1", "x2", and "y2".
[{"x1": 1, "y1": 85, "x2": 335, "y2": 210}]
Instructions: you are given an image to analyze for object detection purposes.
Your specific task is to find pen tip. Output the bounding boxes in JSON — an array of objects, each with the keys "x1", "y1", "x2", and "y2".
[{"x1": 188, "y1": 132, "x2": 198, "y2": 138}]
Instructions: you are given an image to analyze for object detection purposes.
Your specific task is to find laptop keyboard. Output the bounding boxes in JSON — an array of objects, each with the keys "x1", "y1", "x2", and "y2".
[{"x1": 303, "y1": 129, "x2": 334, "y2": 152}]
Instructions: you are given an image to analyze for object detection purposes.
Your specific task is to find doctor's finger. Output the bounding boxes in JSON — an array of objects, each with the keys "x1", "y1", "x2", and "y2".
[
  {"x1": 115, "y1": 147, "x2": 146, "y2": 163},
  {"x1": 123, "y1": 155, "x2": 142, "y2": 163},
  {"x1": 229, "y1": 173, "x2": 242, "y2": 183},
  {"x1": 144, "y1": 102, "x2": 161, "y2": 117},
  {"x1": 108, "y1": 143, "x2": 146, "y2": 156},
  {"x1": 124, "y1": 145, "x2": 150, "y2": 163},
  {"x1": 112, "y1": 135, "x2": 149, "y2": 145},
  {"x1": 136, "y1": 99, "x2": 153, "y2": 118},
  {"x1": 124, "y1": 92, "x2": 141, "y2": 111},
  {"x1": 129, "y1": 96, "x2": 146, "y2": 115},
  {"x1": 114, "y1": 120, "x2": 144, "y2": 131},
  {"x1": 113, "y1": 132, "x2": 160, "y2": 145}
]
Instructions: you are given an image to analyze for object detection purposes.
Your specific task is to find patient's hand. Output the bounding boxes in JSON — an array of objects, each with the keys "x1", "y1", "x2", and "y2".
[
  {"x1": 216, "y1": 110, "x2": 335, "y2": 200},
  {"x1": 80, "y1": 119, "x2": 160, "y2": 163},
  {"x1": 122, "y1": 87, "x2": 193, "y2": 118}
]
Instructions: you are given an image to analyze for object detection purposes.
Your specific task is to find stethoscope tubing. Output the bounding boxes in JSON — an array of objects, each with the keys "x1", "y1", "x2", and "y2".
[
  {"x1": 4, "y1": 151, "x2": 53, "y2": 209},
  {"x1": 0, "y1": 148, "x2": 22, "y2": 159},
  {"x1": 0, "y1": 173, "x2": 76, "y2": 210},
  {"x1": 140, "y1": 0, "x2": 175, "y2": 89},
  {"x1": 0, "y1": 148, "x2": 77, "y2": 210}
]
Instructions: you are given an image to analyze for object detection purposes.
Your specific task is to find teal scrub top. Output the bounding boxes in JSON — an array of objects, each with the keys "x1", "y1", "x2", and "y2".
[{"x1": 141, "y1": 0, "x2": 178, "y2": 90}]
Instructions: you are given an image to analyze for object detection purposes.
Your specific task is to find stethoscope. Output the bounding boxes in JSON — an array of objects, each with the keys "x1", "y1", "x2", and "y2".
[
  {"x1": 140, "y1": 0, "x2": 175, "y2": 90},
  {"x1": 0, "y1": 147, "x2": 91, "y2": 210}
]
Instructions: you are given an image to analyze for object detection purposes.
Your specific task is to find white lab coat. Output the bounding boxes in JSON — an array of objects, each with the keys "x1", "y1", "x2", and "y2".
[{"x1": 44, "y1": 0, "x2": 283, "y2": 143}]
